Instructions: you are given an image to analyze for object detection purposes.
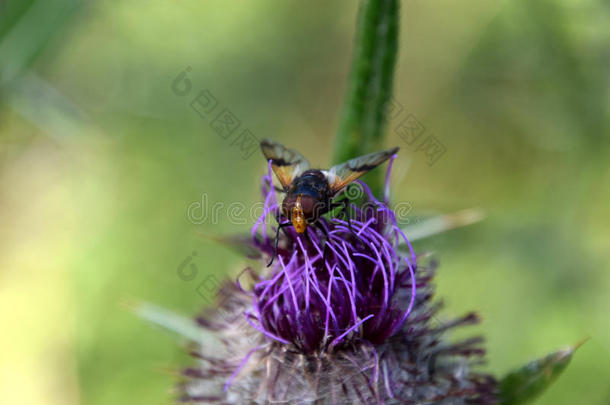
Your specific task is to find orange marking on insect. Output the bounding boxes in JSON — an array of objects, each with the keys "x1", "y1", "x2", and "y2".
[{"x1": 291, "y1": 194, "x2": 307, "y2": 233}]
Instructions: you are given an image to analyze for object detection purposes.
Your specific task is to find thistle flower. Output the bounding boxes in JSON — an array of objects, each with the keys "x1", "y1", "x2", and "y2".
[{"x1": 178, "y1": 158, "x2": 498, "y2": 404}]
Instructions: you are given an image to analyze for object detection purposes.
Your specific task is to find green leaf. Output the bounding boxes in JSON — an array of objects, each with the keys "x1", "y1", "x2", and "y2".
[
  {"x1": 333, "y1": 0, "x2": 399, "y2": 197},
  {"x1": 401, "y1": 208, "x2": 485, "y2": 242},
  {"x1": 5, "y1": 73, "x2": 91, "y2": 142},
  {"x1": 206, "y1": 233, "x2": 262, "y2": 260},
  {"x1": 0, "y1": 0, "x2": 81, "y2": 89},
  {"x1": 499, "y1": 339, "x2": 587, "y2": 405},
  {"x1": 129, "y1": 300, "x2": 213, "y2": 343}
]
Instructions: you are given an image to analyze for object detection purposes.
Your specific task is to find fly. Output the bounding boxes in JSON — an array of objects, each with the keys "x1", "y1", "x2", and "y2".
[{"x1": 260, "y1": 139, "x2": 398, "y2": 266}]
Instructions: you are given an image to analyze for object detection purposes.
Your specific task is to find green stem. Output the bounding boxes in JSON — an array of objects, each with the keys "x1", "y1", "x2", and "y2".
[{"x1": 333, "y1": 0, "x2": 399, "y2": 197}]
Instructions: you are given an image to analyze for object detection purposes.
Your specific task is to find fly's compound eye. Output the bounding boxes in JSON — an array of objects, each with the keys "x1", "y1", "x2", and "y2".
[{"x1": 297, "y1": 195, "x2": 325, "y2": 218}]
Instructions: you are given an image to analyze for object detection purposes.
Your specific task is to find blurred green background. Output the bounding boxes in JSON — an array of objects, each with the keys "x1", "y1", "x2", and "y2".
[{"x1": 1, "y1": 0, "x2": 608, "y2": 404}]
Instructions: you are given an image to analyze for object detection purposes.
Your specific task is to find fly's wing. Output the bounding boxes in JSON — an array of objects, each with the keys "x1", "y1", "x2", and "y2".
[
  {"x1": 325, "y1": 147, "x2": 399, "y2": 194},
  {"x1": 260, "y1": 139, "x2": 310, "y2": 189}
]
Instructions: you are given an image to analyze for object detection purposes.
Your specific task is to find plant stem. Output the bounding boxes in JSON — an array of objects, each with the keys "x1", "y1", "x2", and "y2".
[{"x1": 333, "y1": 0, "x2": 399, "y2": 197}]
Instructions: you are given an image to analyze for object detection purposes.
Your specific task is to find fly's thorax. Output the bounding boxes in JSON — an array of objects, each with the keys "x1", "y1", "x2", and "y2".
[{"x1": 294, "y1": 170, "x2": 330, "y2": 197}]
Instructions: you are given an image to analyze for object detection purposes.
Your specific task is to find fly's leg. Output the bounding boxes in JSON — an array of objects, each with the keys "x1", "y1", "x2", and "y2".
[
  {"x1": 314, "y1": 220, "x2": 332, "y2": 261},
  {"x1": 330, "y1": 198, "x2": 356, "y2": 236},
  {"x1": 268, "y1": 221, "x2": 292, "y2": 267},
  {"x1": 331, "y1": 198, "x2": 364, "y2": 244},
  {"x1": 342, "y1": 198, "x2": 356, "y2": 236}
]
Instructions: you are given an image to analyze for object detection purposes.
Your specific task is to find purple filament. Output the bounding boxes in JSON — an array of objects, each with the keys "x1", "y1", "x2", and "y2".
[
  {"x1": 246, "y1": 159, "x2": 417, "y2": 353},
  {"x1": 222, "y1": 344, "x2": 266, "y2": 392}
]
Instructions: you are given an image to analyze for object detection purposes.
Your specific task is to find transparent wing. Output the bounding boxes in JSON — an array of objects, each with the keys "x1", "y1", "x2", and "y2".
[
  {"x1": 260, "y1": 139, "x2": 310, "y2": 189},
  {"x1": 326, "y1": 147, "x2": 399, "y2": 193}
]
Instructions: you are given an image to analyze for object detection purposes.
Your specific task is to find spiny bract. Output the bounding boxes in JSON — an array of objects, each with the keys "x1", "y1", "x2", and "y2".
[{"x1": 179, "y1": 158, "x2": 497, "y2": 404}]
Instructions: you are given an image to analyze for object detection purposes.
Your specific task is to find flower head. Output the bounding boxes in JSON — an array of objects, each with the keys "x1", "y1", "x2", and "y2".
[{"x1": 180, "y1": 158, "x2": 497, "y2": 404}]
